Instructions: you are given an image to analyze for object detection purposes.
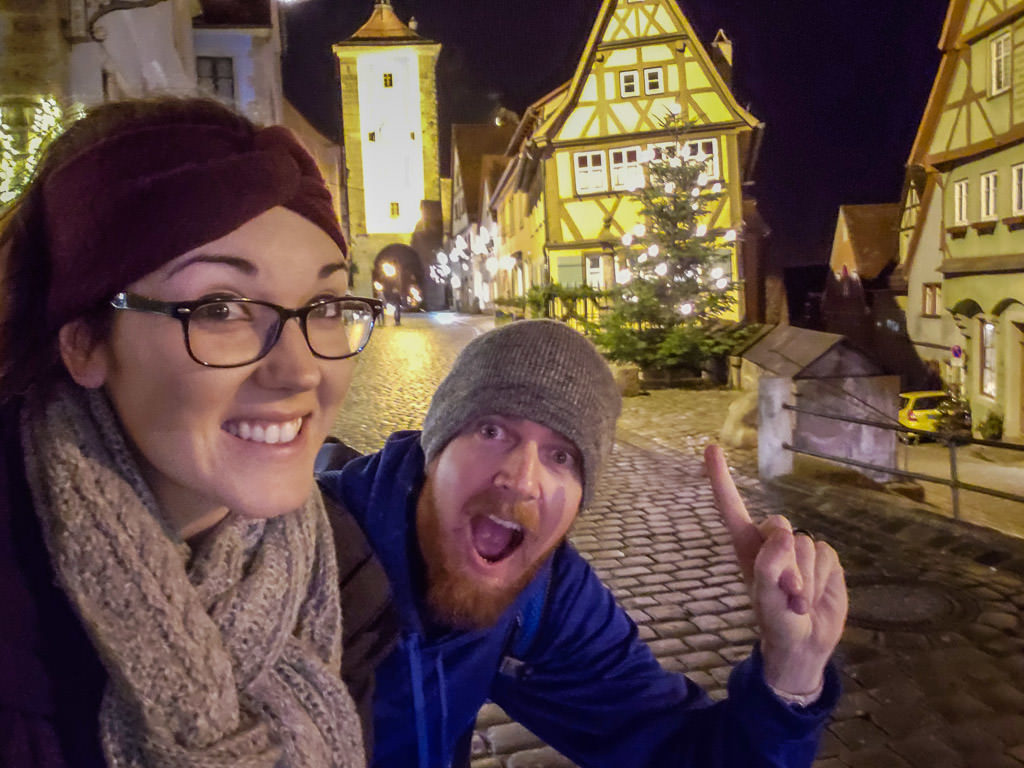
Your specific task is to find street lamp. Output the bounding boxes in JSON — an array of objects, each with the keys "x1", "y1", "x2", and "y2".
[{"x1": 381, "y1": 261, "x2": 397, "y2": 278}]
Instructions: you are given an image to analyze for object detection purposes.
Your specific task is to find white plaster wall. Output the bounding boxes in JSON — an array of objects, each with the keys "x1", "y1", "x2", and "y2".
[
  {"x1": 67, "y1": 42, "x2": 105, "y2": 107},
  {"x1": 95, "y1": 1, "x2": 193, "y2": 97},
  {"x1": 193, "y1": 29, "x2": 280, "y2": 125}
]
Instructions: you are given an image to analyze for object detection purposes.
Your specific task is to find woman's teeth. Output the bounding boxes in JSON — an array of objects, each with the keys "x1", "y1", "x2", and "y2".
[{"x1": 224, "y1": 417, "x2": 303, "y2": 444}]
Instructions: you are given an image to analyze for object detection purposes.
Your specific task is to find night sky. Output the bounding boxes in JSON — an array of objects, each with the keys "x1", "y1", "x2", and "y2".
[{"x1": 282, "y1": 0, "x2": 950, "y2": 267}]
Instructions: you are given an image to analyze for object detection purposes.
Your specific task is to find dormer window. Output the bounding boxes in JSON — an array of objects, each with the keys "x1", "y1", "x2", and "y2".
[
  {"x1": 644, "y1": 67, "x2": 664, "y2": 95},
  {"x1": 619, "y1": 70, "x2": 639, "y2": 98},
  {"x1": 991, "y1": 32, "x2": 1011, "y2": 95}
]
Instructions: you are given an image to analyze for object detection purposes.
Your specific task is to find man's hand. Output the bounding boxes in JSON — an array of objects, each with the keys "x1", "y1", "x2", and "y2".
[{"x1": 703, "y1": 444, "x2": 848, "y2": 696}]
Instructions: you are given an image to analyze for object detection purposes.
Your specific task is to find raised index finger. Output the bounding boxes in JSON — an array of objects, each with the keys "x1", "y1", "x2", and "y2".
[{"x1": 704, "y1": 444, "x2": 761, "y2": 583}]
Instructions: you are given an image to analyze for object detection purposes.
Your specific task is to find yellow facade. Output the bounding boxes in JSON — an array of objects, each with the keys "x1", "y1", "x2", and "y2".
[
  {"x1": 333, "y1": 3, "x2": 440, "y2": 295},
  {"x1": 493, "y1": 0, "x2": 759, "y2": 321}
]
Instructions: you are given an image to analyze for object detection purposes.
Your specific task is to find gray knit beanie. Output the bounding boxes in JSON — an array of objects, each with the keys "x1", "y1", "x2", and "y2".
[{"x1": 421, "y1": 320, "x2": 621, "y2": 509}]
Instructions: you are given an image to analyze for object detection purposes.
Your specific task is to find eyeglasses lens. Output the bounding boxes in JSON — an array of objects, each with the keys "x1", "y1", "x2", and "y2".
[{"x1": 186, "y1": 299, "x2": 374, "y2": 366}]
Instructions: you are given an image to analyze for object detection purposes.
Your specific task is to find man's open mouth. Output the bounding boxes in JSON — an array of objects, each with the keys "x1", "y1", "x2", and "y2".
[{"x1": 470, "y1": 514, "x2": 525, "y2": 564}]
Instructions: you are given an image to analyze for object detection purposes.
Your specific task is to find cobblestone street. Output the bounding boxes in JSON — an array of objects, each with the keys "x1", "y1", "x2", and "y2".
[{"x1": 334, "y1": 314, "x2": 1024, "y2": 768}]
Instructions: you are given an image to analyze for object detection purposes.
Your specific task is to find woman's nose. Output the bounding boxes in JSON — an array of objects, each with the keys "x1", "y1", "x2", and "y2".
[{"x1": 255, "y1": 319, "x2": 321, "y2": 390}]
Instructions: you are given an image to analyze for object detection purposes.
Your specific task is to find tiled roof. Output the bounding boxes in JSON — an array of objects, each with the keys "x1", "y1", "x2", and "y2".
[{"x1": 837, "y1": 203, "x2": 900, "y2": 280}]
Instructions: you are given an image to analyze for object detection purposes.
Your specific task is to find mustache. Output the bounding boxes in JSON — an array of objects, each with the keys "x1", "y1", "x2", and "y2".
[{"x1": 463, "y1": 487, "x2": 540, "y2": 534}]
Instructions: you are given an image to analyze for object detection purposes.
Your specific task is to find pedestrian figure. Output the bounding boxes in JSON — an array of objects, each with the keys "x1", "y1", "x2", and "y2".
[
  {"x1": 0, "y1": 97, "x2": 391, "y2": 767},
  {"x1": 323, "y1": 319, "x2": 848, "y2": 768}
]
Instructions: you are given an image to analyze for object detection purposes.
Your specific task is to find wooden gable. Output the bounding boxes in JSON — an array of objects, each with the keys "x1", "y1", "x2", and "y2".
[
  {"x1": 960, "y1": 0, "x2": 1022, "y2": 40},
  {"x1": 919, "y1": 0, "x2": 1024, "y2": 166},
  {"x1": 533, "y1": 0, "x2": 757, "y2": 146}
]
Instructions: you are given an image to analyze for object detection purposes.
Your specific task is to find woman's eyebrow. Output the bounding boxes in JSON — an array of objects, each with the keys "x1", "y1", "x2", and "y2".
[
  {"x1": 319, "y1": 261, "x2": 347, "y2": 279},
  {"x1": 166, "y1": 254, "x2": 255, "y2": 278}
]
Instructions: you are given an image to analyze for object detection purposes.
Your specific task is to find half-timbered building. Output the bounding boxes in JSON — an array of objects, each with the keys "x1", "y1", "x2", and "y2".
[
  {"x1": 491, "y1": 0, "x2": 761, "y2": 321},
  {"x1": 899, "y1": 0, "x2": 1024, "y2": 440}
]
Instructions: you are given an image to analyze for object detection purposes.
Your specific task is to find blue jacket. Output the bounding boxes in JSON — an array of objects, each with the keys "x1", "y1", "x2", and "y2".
[{"x1": 321, "y1": 431, "x2": 840, "y2": 768}]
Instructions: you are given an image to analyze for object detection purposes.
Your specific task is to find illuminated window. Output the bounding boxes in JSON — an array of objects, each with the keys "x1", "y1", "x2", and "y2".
[
  {"x1": 980, "y1": 320, "x2": 996, "y2": 397},
  {"x1": 390, "y1": 202, "x2": 400, "y2": 217},
  {"x1": 619, "y1": 70, "x2": 639, "y2": 98},
  {"x1": 196, "y1": 56, "x2": 235, "y2": 102},
  {"x1": 953, "y1": 179, "x2": 968, "y2": 224},
  {"x1": 921, "y1": 283, "x2": 941, "y2": 317},
  {"x1": 383, "y1": 73, "x2": 394, "y2": 88},
  {"x1": 610, "y1": 146, "x2": 644, "y2": 191},
  {"x1": 991, "y1": 32, "x2": 1011, "y2": 95},
  {"x1": 586, "y1": 254, "x2": 605, "y2": 289},
  {"x1": 682, "y1": 138, "x2": 720, "y2": 179},
  {"x1": 574, "y1": 151, "x2": 607, "y2": 194},
  {"x1": 981, "y1": 171, "x2": 998, "y2": 219},
  {"x1": 644, "y1": 67, "x2": 664, "y2": 95},
  {"x1": 1013, "y1": 164, "x2": 1024, "y2": 213}
]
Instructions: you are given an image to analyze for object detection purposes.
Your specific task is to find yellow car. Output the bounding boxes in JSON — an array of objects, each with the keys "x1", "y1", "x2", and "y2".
[{"x1": 897, "y1": 390, "x2": 950, "y2": 443}]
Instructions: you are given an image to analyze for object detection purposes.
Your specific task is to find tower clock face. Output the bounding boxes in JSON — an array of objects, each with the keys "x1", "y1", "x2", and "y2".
[{"x1": 357, "y1": 50, "x2": 426, "y2": 234}]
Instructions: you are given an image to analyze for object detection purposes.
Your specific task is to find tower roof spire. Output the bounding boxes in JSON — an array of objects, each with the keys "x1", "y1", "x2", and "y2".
[{"x1": 347, "y1": 0, "x2": 424, "y2": 42}]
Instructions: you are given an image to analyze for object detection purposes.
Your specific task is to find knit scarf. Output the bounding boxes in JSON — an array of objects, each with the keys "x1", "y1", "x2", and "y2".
[{"x1": 20, "y1": 383, "x2": 365, "y2": 768}]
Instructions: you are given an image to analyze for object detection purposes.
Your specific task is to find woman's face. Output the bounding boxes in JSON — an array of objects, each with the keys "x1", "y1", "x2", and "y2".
[{"x1": 63, "y1": 207, "x2": 356, "y2": 536}]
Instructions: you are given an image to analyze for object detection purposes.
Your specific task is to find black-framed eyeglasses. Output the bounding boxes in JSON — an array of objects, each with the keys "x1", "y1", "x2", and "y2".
[{"x1": 109, "y1": 292, "x2": 384, "y2": 368}]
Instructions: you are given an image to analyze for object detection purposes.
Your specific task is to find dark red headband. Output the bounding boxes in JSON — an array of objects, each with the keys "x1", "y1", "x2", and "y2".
[{"x1": 42, "y1": 123, "x2": 346, "y2": 331}]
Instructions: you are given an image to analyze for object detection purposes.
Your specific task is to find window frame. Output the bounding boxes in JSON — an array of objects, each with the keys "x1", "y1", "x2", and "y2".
[
  {"x1": 619, "y1": 70, "x2": 640, "y2": 98},
  {"x1": 389, "y1": 201, "x2": 400, "y2": 218},
  {"x1": 682, "y1": 138, "x2": 720, "y2": 180},
  {"x1": 573, "y1": 150, "x2": 608, "y2": 195},
  {"x1": 991, "y1": 31, "x2": 1012, "y2": 96},
  {"x1": 609, "y1": 145, "x2": 644, "y2": 191},
  {"x1": 586, "y1": 254, "x2": 605, "y2": 290},
  {"x1": 196, "y1": 55, "x2": 235, "y2": 103},
  {"x1": 981, "y1": 171, "x2": 998, "y2": 220},
  {"x1": 1012, "y1": 163, "x2": 1024, "y2": 214},
  {"x1": 980, "y1": 320, "x2": 997, "y2": 398},
  {"x1": 383, "y1": 72, "x2": 394, "y2": 88},
  {"x1": 921, "y1": 283, "x2": 941, "y2": 318},
  {"x1": 643, "y1": 67, "x2": 665, "y2": 95},
  {"x1": 953, "y1": 179, "x2": 969, "y2": 225}
]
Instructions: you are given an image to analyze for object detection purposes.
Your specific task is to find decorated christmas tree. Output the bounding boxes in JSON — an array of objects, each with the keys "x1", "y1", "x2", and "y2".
[{"x1": 595, "y1": 116, "x2": 745, "y2": 374}]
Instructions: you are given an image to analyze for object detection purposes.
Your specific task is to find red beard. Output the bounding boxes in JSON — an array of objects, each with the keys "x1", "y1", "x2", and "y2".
[{"x1": 416, "y1": 477, "x2": 552, "y2": 630}]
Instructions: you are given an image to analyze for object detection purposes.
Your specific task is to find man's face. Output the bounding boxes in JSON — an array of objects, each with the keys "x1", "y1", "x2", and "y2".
[{"x1": 417, "y1": 415, "x2": 583, "y2": 630}]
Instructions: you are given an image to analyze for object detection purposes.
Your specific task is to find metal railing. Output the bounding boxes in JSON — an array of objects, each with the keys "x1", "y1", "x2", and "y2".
[{"x1": 780, "y1": 403, "x2": 1024, "y2": 520}]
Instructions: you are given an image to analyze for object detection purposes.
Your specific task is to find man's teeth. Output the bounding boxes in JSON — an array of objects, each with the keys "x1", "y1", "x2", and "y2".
[
  {"x1": 487, "y1": 514, "x2": 523, "y2": 533},
  {"x1": 224, "y1": 417, "x2": 303, "y2": 444}
]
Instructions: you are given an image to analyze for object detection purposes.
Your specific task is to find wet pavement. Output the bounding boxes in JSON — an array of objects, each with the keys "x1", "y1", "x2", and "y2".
[{"x1": 334, "y1": 313, "x2": 1024, "y2": 768}]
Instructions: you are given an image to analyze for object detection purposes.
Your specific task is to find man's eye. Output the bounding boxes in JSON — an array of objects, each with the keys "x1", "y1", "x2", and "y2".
[
  {"x1": 552, "y1": 449, "x2": 572, "y2": 466},
  {"x1": 480, "y1": 423, "x2": 503, "y2": 440}
]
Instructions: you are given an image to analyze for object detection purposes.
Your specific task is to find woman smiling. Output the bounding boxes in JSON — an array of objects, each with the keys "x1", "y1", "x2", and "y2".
[{"x1": 0, "y1": 98, "x2": 381, "y2": 767}]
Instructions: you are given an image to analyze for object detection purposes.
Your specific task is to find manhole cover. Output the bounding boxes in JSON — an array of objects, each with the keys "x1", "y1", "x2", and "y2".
[{"x1": 847, "y1": 578, "x2": 977, "y2": 632}]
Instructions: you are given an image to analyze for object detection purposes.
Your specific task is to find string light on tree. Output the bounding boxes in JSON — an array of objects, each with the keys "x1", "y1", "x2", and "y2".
[{"x1": 595, "y1": 113, "x2": 746, "y2": 376}]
